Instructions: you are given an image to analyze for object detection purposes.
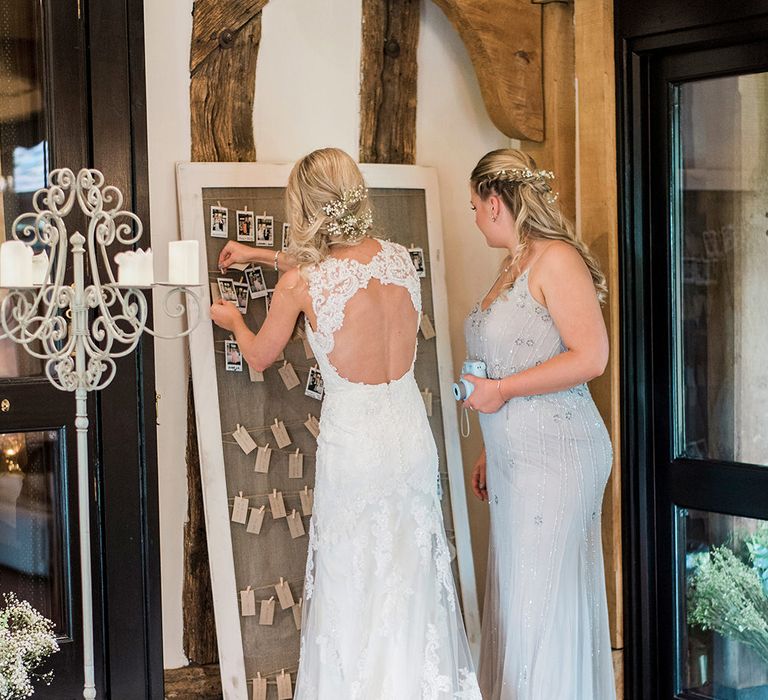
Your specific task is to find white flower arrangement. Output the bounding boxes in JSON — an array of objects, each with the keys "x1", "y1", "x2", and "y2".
[{"x1": 0, "y1": 594, "x2": 59, "y2": 700}]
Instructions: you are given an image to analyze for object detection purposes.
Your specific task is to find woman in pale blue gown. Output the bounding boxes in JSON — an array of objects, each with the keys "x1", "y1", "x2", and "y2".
[{"x1": 460, "y1": 149, "x2": 616, "y2": 699}]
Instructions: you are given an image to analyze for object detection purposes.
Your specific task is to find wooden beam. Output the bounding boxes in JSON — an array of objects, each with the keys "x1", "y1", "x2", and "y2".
[
  {"x1": 182, "y1": 379, "x2": 218, "y2": 664},
  {"x1": 521, "y1": 1, "x2": 576, "y2": 222},
  {"x1": 574, "y1": 0, "x2": 623, "y2": 690},
  {"x1": 359, "y1": 0, "x2": 421, "y2": 164},
  {"x1": 185, "y1": 0, "x2": 268, "y2": 665},
  {"x1": 190, "y1": 0, "x2": 266, "y2": 162},
  {"x1": 430, "y1": 0, "x2": 544, "y2": 141}
]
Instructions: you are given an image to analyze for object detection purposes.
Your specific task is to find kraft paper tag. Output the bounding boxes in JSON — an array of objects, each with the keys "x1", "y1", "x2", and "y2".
[
  {"x1": 420, "y1": 312, "x2": 436, "y2": 340},
  {"x1": 278, "y1": 361, "x2": 300, "y2": 390},
  {"x1": 288, "y1": 450, "x2": 303, "y2": 479},
  {"x1": 276, "y1": 670, "x2": 293, "y2": 700},
  {"x1": 258, "y1": 597, "x2": 275, "y2": 626},
  {"x1": 248, "y1": 364, "x2": 264, "y2": 382},
  {"x1": 269, "y1": 489, "x2": 286, "y2": 519},
  {"x1": 287, "y1": 509, "x2": 305, "y2": 539},
  {"x1": 252, "y1": 675, "x2": 267, "y2": 700},
  {"x1": 304, "y1": 414, "x2": 320, "y2": 439},
  {"x1": 240, "y1": 586, "x2": 256, "y2": 617},
  {"x1": 300, "y1": 487, "x2": 314, "y2": 516},
  {"x1": 271, "y1": 419, "x2": 291, "y2": 449},
  {"x1": 302, "y1": 337, "x2": 314, "y2": 360},
  {"x1": 275, "y1": 578, "x2": 295, "y2": 610},
  {"x1": 233, "y1": 424, "x2": 257, "y2": 454},
  {"x1": 254, "y1": 444, "x2": 272, "y2": 474},
  {"x1": 246, "y1": 506, "x2": 266, "y2": 534},
  {"x1": 210, "y1": 281, "x2": 221, "y2": 303},
  {"x1": 232, "y1": 492, "x2": 249, "y2": 524},
  {"x1": 421, "y1": 388, "x2": 433, "y2": 417},
  {"x1": 292, "y1": 598, "x2": 303, "y2": 631}
]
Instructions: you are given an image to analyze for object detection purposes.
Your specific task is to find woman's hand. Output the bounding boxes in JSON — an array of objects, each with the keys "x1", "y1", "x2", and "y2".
[
  {"x1": 462, "y1": 376, "x2": 505, "y2": 414},
  {"x1": 210, "y1": 299, "x2": 243, "y2": 331},
  {"x1": 218, "y1": 241, "x2": 256, "y2": 272},
  {"x1": 471, "y1": 452, "x2": 488, "y2": 502}
]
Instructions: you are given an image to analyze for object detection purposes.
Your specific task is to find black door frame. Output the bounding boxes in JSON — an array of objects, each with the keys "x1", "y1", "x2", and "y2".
[
  {"x1": 1, "y1": 0, "x2": 162, "y2": 696},
  {"x1": 617, "y1": 5, "x2": 768, "y2": 699}
]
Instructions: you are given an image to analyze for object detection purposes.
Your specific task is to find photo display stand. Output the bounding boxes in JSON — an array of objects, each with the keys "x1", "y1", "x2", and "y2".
[{"x1": 176, "y1": 162, "x2": 479, "y2": 699}]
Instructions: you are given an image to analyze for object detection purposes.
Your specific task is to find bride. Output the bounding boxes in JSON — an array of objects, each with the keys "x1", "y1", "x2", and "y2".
[{"x1": 210, "y1": 147, "x2": 480, "y2": 699}]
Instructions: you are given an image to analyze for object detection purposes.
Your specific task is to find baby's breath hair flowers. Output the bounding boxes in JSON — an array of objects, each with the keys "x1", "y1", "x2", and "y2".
[{"x1": 313, "y1": 186, "x2": 373, "y2": 243}]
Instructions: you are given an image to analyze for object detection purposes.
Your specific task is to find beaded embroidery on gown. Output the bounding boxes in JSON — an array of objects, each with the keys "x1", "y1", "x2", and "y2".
[
  {"x1": 294, "y1": 239, "x2": 480, "y2": 700},
  {"x1": 465, "y1": 269, "x2": 615, "y2": 700}
]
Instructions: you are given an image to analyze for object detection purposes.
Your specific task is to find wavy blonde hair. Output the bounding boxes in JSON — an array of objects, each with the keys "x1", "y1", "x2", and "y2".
[
  {"x1": 471, "y1": 149, "x2": 607, "y2": 303},
  {"x1": 285, "y1": 148, "x2": 370, "y2": 270}
]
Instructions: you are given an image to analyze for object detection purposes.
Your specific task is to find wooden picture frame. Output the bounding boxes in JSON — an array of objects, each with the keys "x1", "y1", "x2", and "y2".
[{"x1": 176, "y1": 161, "x2": 480, "y2": 698}]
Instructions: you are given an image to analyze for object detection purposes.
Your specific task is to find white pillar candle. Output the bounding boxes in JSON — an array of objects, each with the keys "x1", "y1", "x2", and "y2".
[
  {"x1": 0, "y1": 240, "x2": 35, "y2": 287},
  {"x1": 31, "y1": 251, "x2": 50, "y2": 285},
  {"x1": 114, "y1": 248, "x2": 154, "y2": 286},
  {"x1": 168, "y1": 240, "x2": 199, "y2": 285}
]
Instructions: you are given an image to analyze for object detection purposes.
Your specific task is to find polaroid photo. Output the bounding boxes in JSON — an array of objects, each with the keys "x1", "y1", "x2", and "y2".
[
  {"x1": 255, "y1": 215, "x2": 275, "y2": 248},
  {"x1": 234, "y1": 282, "x2": 249, "y2": 314},
  {"x1": 236, "y1": 210, "x2": 255, "y2": 242},
  {"x1": 282, "y1": 223, "x2": 291, "y2": 252},
  {"x1": 245, "y1": 265, "x2": 267, "y2": 299},
  {"x1": 210, "y1": 205, "x2": 228, "y2": 239},
  {"x1": 265, "y1": 289, "x2": 274, "y2": 314},
  {"x1": 225, "y1": 340, "x2": 243, "y2": 372},
  {"x1": 305, "y1": 366, "x2": 324, "y2": 401},
  {"x1": 408, "y1": 246, "x2": 427, "y2": 278},
  {"x1": 217, "y1": 277, "x2": 237, "y2": 303}
]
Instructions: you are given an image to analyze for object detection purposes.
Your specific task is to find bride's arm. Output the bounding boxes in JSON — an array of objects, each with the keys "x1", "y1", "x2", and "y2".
[
  {"x1": 218, "y1": 241, "x2": 298, "y2": 273},
  {"x1": 464, "y1": 243, "x2": 608, "y2": 413},
  {"x1": 210, "y1": 267, "x2": 308, "y2": 371}
]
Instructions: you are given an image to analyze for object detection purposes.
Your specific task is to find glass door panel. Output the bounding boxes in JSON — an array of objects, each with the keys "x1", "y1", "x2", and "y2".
[
  {"x1": 675, "y1": 72, "x2": 768, "y2": 466},
  {"x1": 679, "y1": 508, "x2": 768, "y2": 697},
  {"x1": 0, "y1": 429, "x2": 70, "y2": 638},
  {"x1": 0, "y1": 0, "x2": 47, "y2": 377}
]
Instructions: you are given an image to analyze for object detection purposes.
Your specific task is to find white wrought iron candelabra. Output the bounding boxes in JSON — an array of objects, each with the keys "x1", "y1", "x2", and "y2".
[{"x1": 0, "y1": 168, "x2": 201, "y2": 700}]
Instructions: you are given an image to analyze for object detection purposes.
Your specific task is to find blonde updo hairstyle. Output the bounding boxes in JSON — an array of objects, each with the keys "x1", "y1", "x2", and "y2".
[
  {"x1": 471, "y1": 149, "x2": 607, "y2": 303},
  {"x1": 285, "y1": 148, "x2": 370, "y2": 270}
]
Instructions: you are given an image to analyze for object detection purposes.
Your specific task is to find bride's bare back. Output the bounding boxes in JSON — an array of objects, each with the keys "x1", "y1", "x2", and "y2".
[{"x1": 303, "y1": 237, "x2": 420, "y2": 386}]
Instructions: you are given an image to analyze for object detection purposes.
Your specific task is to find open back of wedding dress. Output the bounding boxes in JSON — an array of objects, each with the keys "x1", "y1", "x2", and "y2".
[{"x1": 293, "y1": 239, "x2": 481, "y2": 700}]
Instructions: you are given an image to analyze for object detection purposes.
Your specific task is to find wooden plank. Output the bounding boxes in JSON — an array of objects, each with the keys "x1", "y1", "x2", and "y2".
[
  {"x1": 522, "y1": 0, "x2": 576, "y2": 222},
  {"x1": 359, "y1": 0, "x2": 420, "y2": 164},
  {"x1": 182, "y1": 378, "x2": 219, "y2": 664},
  {"x1": 190, "y1": 0, "x2": 264, "y2": 162},
  {"x1": 431, "y1": 0, "x2": 544, "y2": 141},
  {"x1": 574, "y1": 0, "x2": 623, "y2": 654},
  {"x1": 164, "y1": 663, "x2": 223, "y2": 699}
]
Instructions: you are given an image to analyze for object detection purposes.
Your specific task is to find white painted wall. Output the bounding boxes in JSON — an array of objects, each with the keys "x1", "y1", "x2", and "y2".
[{"x1": 144, "y1": 0, "x2": 508, "y2": 668}]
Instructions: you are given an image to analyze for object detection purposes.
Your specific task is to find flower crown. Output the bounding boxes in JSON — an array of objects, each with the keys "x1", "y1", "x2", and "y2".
[
  {"x1": 315, "y1": 185, "x2": 373, "y2": 242},
  {"x1": 488, "y1": 168, "x2": 559, "y2": 205}
]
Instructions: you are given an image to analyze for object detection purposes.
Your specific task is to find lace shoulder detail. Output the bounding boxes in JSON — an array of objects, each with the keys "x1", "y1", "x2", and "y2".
[{"x1": 306, "y1": 239, "x2": 421, "y2": 355}]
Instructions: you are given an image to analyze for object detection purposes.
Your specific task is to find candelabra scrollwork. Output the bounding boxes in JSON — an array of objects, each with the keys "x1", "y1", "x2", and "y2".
[{"x1": 0, "y1": 167, "x2": 201, "y2": 393}]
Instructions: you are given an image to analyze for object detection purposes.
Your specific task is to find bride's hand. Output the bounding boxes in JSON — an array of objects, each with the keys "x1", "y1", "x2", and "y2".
[
  {"x1": 462, "y1": 376, "x2": 505, "y2": 414},
  {"x1": 218, "y1": 241, "x2": 255, "y2": 271},
  {"x1": 471, "y1": 453, "x2": 488, "y2": 502}
]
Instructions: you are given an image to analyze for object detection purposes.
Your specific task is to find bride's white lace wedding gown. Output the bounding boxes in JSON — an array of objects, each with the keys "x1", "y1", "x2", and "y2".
[{"x1": 293, "y1": 239, "x2": 480, "y2": 700}]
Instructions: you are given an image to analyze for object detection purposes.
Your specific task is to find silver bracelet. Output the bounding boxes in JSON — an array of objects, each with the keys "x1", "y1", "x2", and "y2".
[
  {"x1": 497, "y1": 379, "x2": 506, "y2": 402},
  {"x1": 274, "y1": 250, "x2": 280, "y2": 271}
]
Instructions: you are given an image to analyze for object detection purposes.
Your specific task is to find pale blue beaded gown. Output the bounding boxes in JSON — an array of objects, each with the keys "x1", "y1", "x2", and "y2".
[{"x1": 465, "y1": 268, "x2": 616, "y2": 700}]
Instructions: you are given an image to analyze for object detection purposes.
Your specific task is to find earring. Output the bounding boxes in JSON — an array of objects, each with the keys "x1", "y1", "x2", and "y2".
[{"x1": 491, "y1": 214, "x2": 497, "y2": 222}]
